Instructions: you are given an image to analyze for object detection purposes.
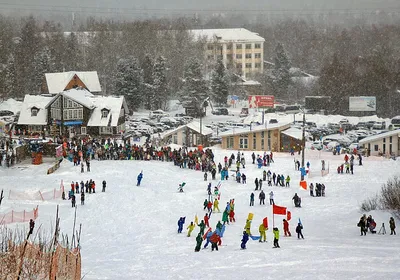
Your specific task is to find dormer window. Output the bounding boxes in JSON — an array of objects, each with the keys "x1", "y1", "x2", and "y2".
[
  {"x1": 31, "y1": 107, "x2": 39, "y2": 117},
  {"x1": 101, "y1": 109, "x2": 109, "y2": 118}
]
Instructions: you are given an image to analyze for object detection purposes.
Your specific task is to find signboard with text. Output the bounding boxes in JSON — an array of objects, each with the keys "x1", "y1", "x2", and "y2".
[
  {"x1": 349, "y1": 96, "x2": 376, "y2": 111},
  {"x1": 248, "y1": 95, "x2": 275, "y2": 108}
]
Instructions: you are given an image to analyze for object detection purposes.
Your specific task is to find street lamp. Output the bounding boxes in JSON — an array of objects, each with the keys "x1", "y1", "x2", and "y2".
[{"x1": 300, "y1": 110, "x2": 306, "y2": 181}]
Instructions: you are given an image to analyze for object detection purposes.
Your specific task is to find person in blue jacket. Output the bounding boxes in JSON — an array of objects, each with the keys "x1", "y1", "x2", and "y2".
[
  {"x1": 203, "y1": 230, "x2": 213, "y2": 249},
  {"x1": 137, "y1": 171, "x2": 143, "y2": 186},
  {"x1": 177, "y1": 217, "x2": 186, "y2": 233},
  {"x1": 241, "y1": 231, "x2": 249, "y2": 249}
]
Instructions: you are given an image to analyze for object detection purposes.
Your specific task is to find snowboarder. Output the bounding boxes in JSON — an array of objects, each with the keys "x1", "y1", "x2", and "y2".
[
  {"x1": 296, "y1": 223, "x2": 304, "y2": 239},
  {"x1": 259, "y1": 190, "x2": 266, "y2": 205},
  {"x1": 195, "y1": 233, "x2": 203, "y2": 252},
  {"x1": 259, "y1": 223, "x2": 267, "y2": 242},
  {"x1": 244, "y1": 219, "x2": 252, "y2": 235},
  {"x1": 269, "y1": 191, "x2": 274, "y2": 205},
  {"x1": 177, "y1": 217, "x2": 186, "y2": 233},
  {"x1": 137, "y1": 171, "x2": 143, "y2": 186},
  {"x1": 241, "y1": 231, "x2": 249, "y2": 249},
  {"x1": 102, "y1": 180, "x2": 106, "y2": 192},
  {"x1": 81, "y1": 192, "x2": 85, "y2": 205},
  {"x1": 71, "y1": 194, "x2": 76, "y2": 208},
  {"x1": 273, "y1": 227, "x2": 280, "y2": 248},
  {"x1": 28, "y1": 219, "x2": 35, "y2": 236},
  {"x1": 283, "y1": 219, "x2": 291, "y2": 237},
  {"x1": 213, "y1": 198, "x2": 220, "y2": 213},
  {"x1": 187, "y1": 222, "x2": 195, "y2": 237},
  {"x1": 389, "y1": 217, "x2": 396, "y2": 235},
  {"x1": 250, "y1": 193, "x2": 255, "y2": 206}
]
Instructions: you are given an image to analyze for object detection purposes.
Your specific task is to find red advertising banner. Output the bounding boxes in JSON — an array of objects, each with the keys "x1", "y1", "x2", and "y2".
[{"x1": 248, "y1": 95, "x2": 275, "y2": 108}]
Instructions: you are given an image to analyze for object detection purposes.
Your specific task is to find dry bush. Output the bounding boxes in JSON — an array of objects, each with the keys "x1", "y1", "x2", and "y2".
[{"x1": 380, "y1": 176, "x2": 400, "y2": 219}]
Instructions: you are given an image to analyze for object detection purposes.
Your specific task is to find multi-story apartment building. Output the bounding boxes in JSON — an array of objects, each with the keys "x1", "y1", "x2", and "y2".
[{"x1": 190, "y1": 28, "x2": 265, "y2": 77}]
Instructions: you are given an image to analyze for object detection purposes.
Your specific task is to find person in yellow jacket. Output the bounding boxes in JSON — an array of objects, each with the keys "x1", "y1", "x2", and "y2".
[
  {"x1": 187, "y1": 222, "x2": 195, "y2": 237},
  {"x1": 273, "y1": 227, "x2": 280, "y2": 248},
  {"x1": 244, "y1": 219, "x2": 252, "y2": 235},
  {"x1": 259, "y1": 223, "x2": 267, "y2": 243},
  {"x1": 213, "y1": 198, "x2": 220, "y2": 212}
]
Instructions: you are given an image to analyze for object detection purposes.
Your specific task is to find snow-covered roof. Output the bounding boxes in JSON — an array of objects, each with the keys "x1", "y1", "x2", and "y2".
[
  {"x1": 45, "y1": 71, "x2": 101, "y2": 94},
  {"x1": 0, "y1": 98, "x2": 23, "y2": 115},
  {"x1": 359, "y1": 129, "x2": 400, "y2": 145},
  {"x1": 281, "y1": 127, "x2": 303, "y2": 140},
  {"x1": 186, "y1": 121, "x2": 213, "y2": 135},
  {"x1": 63, "y1": 88, "x2": 95, "y2": 109},
  {"x1": 220, "y1": 123, "x2": 291, "y2": 137},
  {"x1": 18, "y1": 95, "x2": 53, "y2": 125},
  {"x1": 190, "y1": 28, "x2": 265, "y2": 43},
  {"x1": 87, "y1": 96, "x2": 128, "y2": 127}
]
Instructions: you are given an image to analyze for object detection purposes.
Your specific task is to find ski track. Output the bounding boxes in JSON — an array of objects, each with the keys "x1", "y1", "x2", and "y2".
[{"x1": 1, "y1": 149, "x2": 399, "y2": 280}]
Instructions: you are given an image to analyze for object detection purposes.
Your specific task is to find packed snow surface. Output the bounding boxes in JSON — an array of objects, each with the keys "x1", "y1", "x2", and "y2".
[{"x1": 1, "y1": 149, "x2": 400, "y2": 280}]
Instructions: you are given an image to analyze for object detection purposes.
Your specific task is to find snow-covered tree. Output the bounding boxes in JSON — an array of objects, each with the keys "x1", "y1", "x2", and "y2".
[
  {"x1": 33, "y1": 46, "x2": 54, "y2": 93},
  {"x1": 181, "y1": 57, "x2": 209, "y2": 101},
  {"x1": 115, "y1": 56, "x2": 144, "y2": 111},
  {"x1": 272, "y1": 43, "x2": 292, "y2": 99},
  {"x1": 211, "y1": 58, "x2": 229, "y2": 106},
  {"x1": 152, "y1": 56, "x2": 168, "y2": 110},
  {"x1": 4, "y1": 53, "x2": 17, "y2": 98},
  {"x1": 141, "y1": 54, "x2": 155, "y2": 110}
]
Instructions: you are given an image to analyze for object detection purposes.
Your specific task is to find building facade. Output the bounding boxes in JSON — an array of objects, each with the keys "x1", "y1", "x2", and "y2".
[
  {"x1": 190, "y1": 28, "x2": 265, "y2": 77},
  {"x1": 359, "y1": 129, "x2": 400, "y2": 157},
  {"x1": 161, "y1": 121, "x2": 213, "y2": 147}
]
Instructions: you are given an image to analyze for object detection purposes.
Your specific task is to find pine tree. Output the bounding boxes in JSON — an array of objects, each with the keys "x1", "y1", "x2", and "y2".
[
  {"x1": 272, "y1": 43, "x2": 292, "y2": 99},
  {"x1": 33, "y1": 46, "x2": 54, "y2": 94},
  {"x1": 141, "y1": 54, "x2": 155, "y2": 110},
  {"x1": 4, "y1": 53, "x2": 16, "y2": 98},
  {"x1": 181, "y1": 57, "x2": 209, "y2": 101},
  {"x1": 153, "y1": 56, "x2": 168, "y2": 110},
  {"x1": 115, "y1": 56, "x2": 144, "y2": 111},
  {"x1": 211, "y1": 58, "x2": 229, "y2": 106}
]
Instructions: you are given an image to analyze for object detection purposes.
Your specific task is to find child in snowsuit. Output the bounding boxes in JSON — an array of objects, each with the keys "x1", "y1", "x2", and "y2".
[
  {"x1": 204, "y1": 213, "x2": 209, "y2": 227},
  {"x1": 273, "y1": 227, "x2": 280, "y2": 248},
  {"x1": 296, "y1": 223, "x2": 304, "y2": 239},
  {"x1": 241, "y1": 231, "x2": 249, "y2": 249},
  {"x1": 222, "y1": 209, "x2": 229, "y2": 225},
  {"x1": 389, "y1": 217, "x2": 396, "y2": 235},
  {"x1": 259, "y1": 223, "x2": 267, "y2": 242},
  {"x1": 187, "y1": 222, "x2": 195, "y2": 237},
  {"x1": 283, "y1": 219, "x2": 291, "y2": 237},
  {"x1": 229, "y1": 209, "x2": 235, "y2": 223},
  {"x1": 195, "y1": 233, "x2": 203, "y2": 252}
]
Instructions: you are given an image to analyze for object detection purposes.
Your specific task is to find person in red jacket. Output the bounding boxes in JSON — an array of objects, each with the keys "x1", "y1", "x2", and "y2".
[
  {"x1": 207, "y1": 200, "x2": 213, "y2": 214},
  {"x1": 229, "y1": 209, "x2": 236, "y2": 223},
  {"x1": 210, "y1": 232, "x2": 221, "y2": 251},
  {"x1": 283, "y1": 219, "x2": 291, "y2": 237},
  {"x1": 204, "y1": 213, "x2": 209, "y2": 227},
  {"x1": 71, "y1": 182, "x2": 75, "y2": 193}
]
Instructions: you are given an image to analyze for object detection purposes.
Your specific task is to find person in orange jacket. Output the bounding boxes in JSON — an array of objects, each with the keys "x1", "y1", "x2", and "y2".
[
  {"x1": 283, "y1": 219, "x2": 291, "y2": 237},
  {"x1": 92, "y1": 181, "x2": 96, "y2": 193}
]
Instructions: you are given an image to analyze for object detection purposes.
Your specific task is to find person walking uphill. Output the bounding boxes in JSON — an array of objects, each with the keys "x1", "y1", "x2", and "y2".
[
  {"x1": 296, "y1": 223, "x2": 304, "y2": 239},
  {"x1": 273, "y1": 227, "x2": 280, "y2": 248},
  {"x1": 241, "y1": 231, "x2": 249, "y2": 249},
  {"x1": 137, "y1": 171, "x2": 143, "y2": 186},
  {"x1": 389, "y1": 217, "x2": 396, "y2": 235},
  {"x1": 177, "y1": 217, "x2": 185, "y2": 233},
  {"x1": 187, "y1": 222, "x2": 195, "y2": 237},
  {"x1": 198, "y1": 220, "x2": 206, "y2": 236},
  {"x1": 102, "y1": 180, "x2": 106, "y2": 192},
  {"x1": 283, "y1": 219, "x2": 291, "y2": 237},
  {"x1": 213, "y1": 198, "x2": 220, "y2": 213},
  {"x1": 358, "y1": 215, "x2": 367, "y2": 236},
  {"x1": 194, "y1": 233, "x2": 203, "y2": 252}
]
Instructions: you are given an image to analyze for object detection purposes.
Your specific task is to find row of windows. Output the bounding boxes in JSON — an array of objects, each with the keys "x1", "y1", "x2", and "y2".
[
  {"x1": 50, "y1": 108, "x2": 62, "y2": 120},
  {"x1": 236, "y1": 53, "x2": 262, "y2": 59},
  {"x1": 236, "y1": 63, "x2": 262, "y2": 69},
  {"x1": 207, "y1": 43, "x2": 262, "y2": 51},
  {"x1": 227, "y1": 133, "x2": 272, "y2": 150},
  {"x1": 63, "y1": 98, "x2": 83, "y2": 109},
  {"x1": 63, "y1": 109, "x2": 83, "y2": 120}
]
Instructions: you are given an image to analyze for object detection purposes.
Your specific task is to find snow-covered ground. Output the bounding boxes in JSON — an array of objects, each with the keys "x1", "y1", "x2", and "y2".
[{"x1": 1, "y1": 149, "x2": 400, "y2": 280}]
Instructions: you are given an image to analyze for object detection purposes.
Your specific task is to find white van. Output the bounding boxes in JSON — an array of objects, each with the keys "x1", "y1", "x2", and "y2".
[{"x1": 372, "y1": 121, "x2": 386, "y2": 130}]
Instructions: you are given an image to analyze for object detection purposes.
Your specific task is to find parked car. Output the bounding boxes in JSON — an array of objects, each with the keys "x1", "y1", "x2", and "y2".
[
  {"x1": 311, "y1": 141, "x2": 323, "y2": 150},
  {"x1": 212, "y1": 108, "x2": 229, "y2": 115},
  {"x1": 356, "y1": 122, "x2": 368, "y2": 129},
  {"x1": 239, "y1": 108, "x2": 249, "y2": 118},
  {"x1": 366, "y1": 121, "x2": 376, "y2": 129},
  {"x1": 372, "y1": 121, "x2": 386, "y2": 130},
  {"x1": 150, "y1": 110, "x2": 169, "y2": 119}
]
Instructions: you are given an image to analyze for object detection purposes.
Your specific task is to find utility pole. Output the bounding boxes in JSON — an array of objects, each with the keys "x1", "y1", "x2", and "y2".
[{"x1": 301, "y1": 112, "x2": 306, "y2": 181}]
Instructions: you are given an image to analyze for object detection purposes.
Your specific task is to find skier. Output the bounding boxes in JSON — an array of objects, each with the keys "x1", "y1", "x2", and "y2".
[
  {"x1": 283, "y1": 219, "x2": 291, "y2": 237},
  {"x1": 250, "y1": 192, "x2": 255, "y2": 206},
  {"x1": 259, "y1": 223, "x2": 267, "y2": 243},
  {"x1": 269, "y1": 191, "x2": 274, "y2": 205},
  {"x1": 28, "y1": 219, "x2": 35, "y2": 236},
  {"x1": 81, "y1": 192, "x2": 85, "y2": 205},
  {"x1": 296, "y1": 223, "x2": 304, "y2": 239},
  {"x1": 213, "y1": 198, "x2": 220, "y2": 213},
  {"x1": 204, "y1": 213, "x2": 209, "y2": 227},
  {"x1": 187, "y1": 222, "x2": 195, "y2": 237},
  {"x1": 273, "y1": 227, "x2": 280, "y2": 248},
  {"x1": 137, "y1": 171, "x2": 143, "y2": 186},
  {"x1": 389, "y1": 217, "x2": 396, "y2": 235},
  {"x1": 241, "y1": 231, "x2": 249, "y2": 249},
  {"x1": 102, "y1": 180, "x2": 106, "y2": 192},
  {"x1": 71, "y1": 194, "x2": 76, "y2": 208},
  {"x1": 177, "y1": 217, "x2": 186, "y2": 233},
  {"x1": 259, "y1": 190, "x2": 266, "y2": 205},
  {"x1": 194, "y1": 233, "x2": 203, "y2": 252}
]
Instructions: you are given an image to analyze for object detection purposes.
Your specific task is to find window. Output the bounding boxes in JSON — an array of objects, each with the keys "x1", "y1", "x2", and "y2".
[
  {"x1": 68, "y1": 110, "x2": 72, "y2": 119},
  {"x1": 383, "y1": 144, "x2": 386, "y2": 154},
  {"x1": 227, "y1": 44, "x2": 232, "y2": 50},
  {"x1": 73, "y1": 110, "x2": 78, "y2": 119},
  {"x1": 245, "y1": 44, "x2": 252, "y2": 49},
  {"x1": 261, "y1": 131, "x2": 265, "y2": 138},
  {"x1": 390, "y1": 136, "x2": 392, "y2": 143},
  {"x1": 173, "y1": 134, "x2": 178, "y2": 144},
  {"x1": 63, "y1": 110, "x2": 67, "y2": 120},
  {"x1": 73, "y1": 102, "x2": 77, "y2": 108},
  {"x1": 245, "y1": 63, "x2": 252, "y2": 68},
  {"x1": 78, "y1": 109, "x2": 83, "y2": 119},
  {"x1": 68, "y1": 100, "x2": 72, "y2": 108},
  {"x1": 227, "y1": 137, "x2": 234, "y2": 149},
  {"x1": 255, "y1": 53, "x2": 261, "y2": 58},
  {"x1": 374, "y1": 145, "x2": 379, "y2": 151},
  {"x1": 31, "y1": 108, "x2": 38, "y2": 117},
  {"x1": 100, "y1": 127, "x2": 113, "y2": 134},
  {"x1": 239, "y1": 138, "x2": 248, "y2": 149},
  {"x1": 102, "y1": 110, "x2": 109, "y2": 118},
  {"x1": 236, "y1": 44, "x2": 242, "y2": 49},
  {"x1": 236, "y1": 54, "x2": 242, "y2": 59},
  {"x1": 207, "y1": 45, "x2": 214, "y2": 51},
  {"x1": 245, "y1": 53, "x2": 252, "y2": 59},
  {"x1": 261, "y1": 138, "x2": 265, "y2": 150},
  {"x1": 81, "y1": 127, "x2": 87, "y2": 135},
  {"x1": 255, "y1": 43, "x2": 261, "y2": 49},
  {"x1": 255, "y1": 63, "x2": 261, "y2": 68},
  {"x1": 253, "y1": 133, "x2": 256, "y2": 149},
  {"x1": 63, "y1": 97, "x2": 67, "y2": 108},
  {"x1": 383, "y1": 138, "x2": 386, "y2": 143},
  {"x1": 236, "y1": 63, "x2": 242, "y2": 69}
]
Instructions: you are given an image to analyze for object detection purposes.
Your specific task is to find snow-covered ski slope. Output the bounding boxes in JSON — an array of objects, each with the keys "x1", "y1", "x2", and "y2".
[{"x1": 1, "y1": 149, "x2": 399, "y2": 280}]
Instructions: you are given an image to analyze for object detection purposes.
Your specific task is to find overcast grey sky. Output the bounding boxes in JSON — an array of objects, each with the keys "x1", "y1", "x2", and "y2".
[{"x1": 2, "y1": 0, "x2": 400, "y2": 16}]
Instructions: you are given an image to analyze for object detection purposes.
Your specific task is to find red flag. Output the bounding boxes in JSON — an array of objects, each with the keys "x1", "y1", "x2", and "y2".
[
  {"x1": 287, "y1": 211, "x2": 292, "y2": 221},
  {"x1": 300, "y1": 180, "x2": 307, "y2": 190},
  {"x1": 273, "y1": 204, "x2": 287, "y2": 215},
  {"x1": 263, "y1": 217, "x2": 268, "y2": 228}
]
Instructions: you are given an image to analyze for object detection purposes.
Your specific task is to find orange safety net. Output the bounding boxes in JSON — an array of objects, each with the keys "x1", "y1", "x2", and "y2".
[{"x1": 0, "y1": 206, "x2": 38, "y2": 224}]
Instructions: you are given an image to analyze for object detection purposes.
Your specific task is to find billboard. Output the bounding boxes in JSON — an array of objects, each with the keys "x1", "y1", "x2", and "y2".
[
  {"x1": 349, "y1": 96, "x2": 376, "y2": 111},
  {"x1": 248, "y1": 95, "x2": 274, "y2": 108}
]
